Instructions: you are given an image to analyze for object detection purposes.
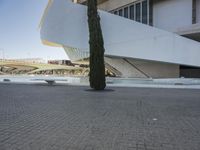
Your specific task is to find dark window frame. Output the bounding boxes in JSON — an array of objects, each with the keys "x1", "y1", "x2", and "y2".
[
  {"x1": 136, "y1": 2, "x2": 141, "y2": 22},
  {"x1": 111, "y1": 0, "x2": 150, "y2": 25},
  {"x1": 129, "y1": 5, "x2": 135, "y2": 20}
]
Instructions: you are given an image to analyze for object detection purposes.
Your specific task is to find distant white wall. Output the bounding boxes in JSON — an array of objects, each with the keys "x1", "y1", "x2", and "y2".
[
  {"x1": 153, "y1": 0, "x2": 192, "y2": 32},
  {"x1": 197, "y1": 0, "x2": 200, "y2": 23}
]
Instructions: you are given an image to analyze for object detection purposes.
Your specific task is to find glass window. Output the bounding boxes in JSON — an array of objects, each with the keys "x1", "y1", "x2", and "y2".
[
  {"x1": 124, "y1": 7, "x2": 128, "y2": 18},
  {"x1": 136, "y1": 3, "x2": 141, "y2": 22},
  {"x1": 110, "y1": 0, "x2": 149, "y2": 24},
  {"x1": 142, "y1": 0, "x2": 148, "y2": 24},
  {"x1": 129, "y1": 5, "x2": 134, "y2": 20},
  {"x1": 119, "y1": 9, "x2": 123, "y2": 16}
]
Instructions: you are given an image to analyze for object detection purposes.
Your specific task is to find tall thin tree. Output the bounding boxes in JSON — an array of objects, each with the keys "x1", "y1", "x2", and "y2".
[{"x1": 87, "y1": 0, "x2": 106, "y2": 90}]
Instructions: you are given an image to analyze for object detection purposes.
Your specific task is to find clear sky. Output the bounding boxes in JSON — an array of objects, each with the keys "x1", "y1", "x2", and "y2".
[{"x1": 0, "y1": 0, "x2": 69, "y2": 60}]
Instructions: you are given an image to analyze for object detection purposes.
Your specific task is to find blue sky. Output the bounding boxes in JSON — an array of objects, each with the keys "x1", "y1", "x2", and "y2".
[{"x1": 0, "y1": 0, "x2": 68, "y2": 60}]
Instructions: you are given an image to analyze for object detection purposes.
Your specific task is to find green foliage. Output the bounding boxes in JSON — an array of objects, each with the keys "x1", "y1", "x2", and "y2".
[{"x1": 87, "y1": 0, "x2": 106, "y2": 90}]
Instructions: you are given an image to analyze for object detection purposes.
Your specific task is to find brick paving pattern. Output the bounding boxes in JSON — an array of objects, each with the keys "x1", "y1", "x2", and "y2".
[{"x1": 0, "y1": 83, "x2": 200, "y2": 150}]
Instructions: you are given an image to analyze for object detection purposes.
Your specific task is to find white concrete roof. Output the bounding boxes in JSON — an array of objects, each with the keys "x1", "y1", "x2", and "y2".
[{"x1": 40, "y1": 0, "x2": 200, "y2": 67}]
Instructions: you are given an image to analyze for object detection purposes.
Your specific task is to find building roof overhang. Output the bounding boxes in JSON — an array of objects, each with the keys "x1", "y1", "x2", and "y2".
[{"x1": 40, "y1": 0, "x2": 200, "y2": 67}]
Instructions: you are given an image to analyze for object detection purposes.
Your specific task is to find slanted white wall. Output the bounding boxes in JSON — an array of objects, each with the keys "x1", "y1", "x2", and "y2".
[
  {"x1": 105, "y1": 57, "x2": 147, "y2": 78},
  {"x1": 197, "y1": 0, "x2": 200, "y2": 23},
  {"x1": 105, "y1": 57, "x2": 179, "y2": 78},
  {"x1": 153, "y1": 0, "x2": 192, "y2": 32},
  {"x1": 128, "y1": 58, "x2": 179, "y2": 78}
]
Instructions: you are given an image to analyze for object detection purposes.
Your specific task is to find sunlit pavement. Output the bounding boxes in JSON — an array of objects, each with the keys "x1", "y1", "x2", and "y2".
[{"x1": 0, "y1": 83, "x2": 200, "y2": 150}]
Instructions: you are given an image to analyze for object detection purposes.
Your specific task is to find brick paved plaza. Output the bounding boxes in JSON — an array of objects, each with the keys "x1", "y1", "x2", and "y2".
[{"x1": 0, "y1": 83, "x2": 200, "y2": 150}]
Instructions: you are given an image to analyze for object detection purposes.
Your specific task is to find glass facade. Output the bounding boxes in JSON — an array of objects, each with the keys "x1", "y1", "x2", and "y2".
[
  {"x1": 142, "y1": 0, "x2": 148, "y2": 24},
  {"x1": 119, "y1": 9, "x2": 123, "y2": 16},
  {"x1": 124, "y1": 7, "x2": 128, "y2": 18},
  {"x1": 136, "y1": 3, "x2": 141, "y2": 22},
  {"x1": 129, "y1": 5, "x2": 134, "y2": 20},
  {"x1": 111, "y1": 0, "x2": 150, "y2": 25}
]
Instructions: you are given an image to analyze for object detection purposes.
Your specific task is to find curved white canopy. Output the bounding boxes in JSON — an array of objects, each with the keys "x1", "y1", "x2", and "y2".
[{"x1": 40, "y1": 0, "x2": 200, "y2": 67}]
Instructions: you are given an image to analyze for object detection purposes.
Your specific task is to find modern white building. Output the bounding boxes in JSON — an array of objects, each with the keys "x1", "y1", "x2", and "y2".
[{"x1": 40, "y1": 0, "x2": 200, "y2": 78}]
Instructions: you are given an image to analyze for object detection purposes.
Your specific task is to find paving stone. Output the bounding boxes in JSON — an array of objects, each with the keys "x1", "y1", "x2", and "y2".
[{"x1": 0, "y1": 84, "x2": 200, "y2": 150}]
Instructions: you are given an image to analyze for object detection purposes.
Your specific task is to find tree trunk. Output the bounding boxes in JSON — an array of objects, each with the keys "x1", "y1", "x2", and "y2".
[{"x1": 87, "y1": 0, "x2": 106, "y2": 90}]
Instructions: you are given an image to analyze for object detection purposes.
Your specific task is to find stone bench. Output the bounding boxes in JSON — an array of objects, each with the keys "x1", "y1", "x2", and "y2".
[{"x1": 32, "y1": 79, "x2": 68, "y2": 85}]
